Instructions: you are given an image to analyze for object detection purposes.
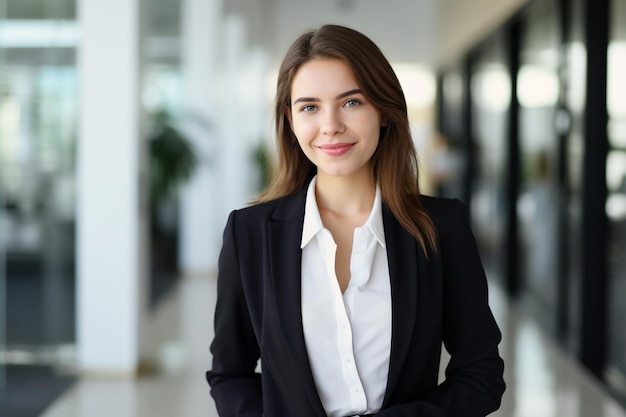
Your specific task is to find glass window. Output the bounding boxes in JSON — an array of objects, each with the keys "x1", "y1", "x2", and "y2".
[
  {"x1": 517, "y1": 0, "x2": 561, "y2": 330},
  {"x1": 2, "y1": 1, "x2": 78, "y2": 414},
  {"x1": 470, "y1": 33, "x2": 510, "y2": 279},
  {"x1": 436, "y1": 66, "x2": 467, "y2": 201},
  {"x1": 607, "y1": 0, "x2": 626, "y2": 399},
  {"x1": 561, "y1": 0, "x2": 586, "y2": 355},
  {"x1": 0, "y1": 3, "x2": 6, "y2": 405},
  {"x1": 1, "y1": 0, "x2": 77, "y2": 362}
]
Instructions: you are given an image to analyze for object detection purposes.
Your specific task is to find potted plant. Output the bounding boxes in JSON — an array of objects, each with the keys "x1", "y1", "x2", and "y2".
[{"x1": 148, "y1": 109, "x2": 197, "y2": 305}]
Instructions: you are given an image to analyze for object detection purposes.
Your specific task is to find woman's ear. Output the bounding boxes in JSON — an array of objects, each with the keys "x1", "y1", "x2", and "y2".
[{"x1": 381, "y1": 116, "x2": 389, "y2": 127}]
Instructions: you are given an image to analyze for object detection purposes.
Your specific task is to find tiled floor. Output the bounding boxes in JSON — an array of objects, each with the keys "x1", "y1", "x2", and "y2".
[{"x1": 39, "y1": 275, "x2": 626, "y2": 417}]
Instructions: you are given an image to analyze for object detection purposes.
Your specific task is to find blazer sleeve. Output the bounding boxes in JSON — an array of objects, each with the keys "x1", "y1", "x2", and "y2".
[
  {"x1": 206, "y1": 211, "x2": 263, "y2": 417},
  {"x1": 377, "y1": 199, "x2": 506, "y2": 417}
]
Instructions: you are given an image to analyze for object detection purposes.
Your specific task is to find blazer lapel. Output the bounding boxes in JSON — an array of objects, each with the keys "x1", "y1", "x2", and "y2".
[
  {"x1": 381, "y1": 205, "x2": 423, "y2": 407},
  {"x1": 266, "y1": 189, "x2": 327, "y2": 417}
]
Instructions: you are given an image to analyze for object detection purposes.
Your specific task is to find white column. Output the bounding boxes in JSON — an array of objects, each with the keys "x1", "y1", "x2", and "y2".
[
  {"x1": 220, "y1": 15, "x2": 251, "y2": 217},
  {"x1": 238, "y1": 47, "x2": 271, "y2": 194},
  {"x1": 179, "y1": 0, "x2": 223, "y2": 274},
  {"x1": 77, "y1": 0, "x2": 145, "y2": 375}
]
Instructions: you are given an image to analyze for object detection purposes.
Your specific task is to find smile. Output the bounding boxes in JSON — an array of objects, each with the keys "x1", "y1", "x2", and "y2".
[{"x1": 317, "y1": 143, "x2": 355, "y2": 157}]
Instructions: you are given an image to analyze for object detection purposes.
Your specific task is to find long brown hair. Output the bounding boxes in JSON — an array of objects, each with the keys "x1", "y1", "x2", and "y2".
[{"x1": 256, "y1": 24, "x2": 437, "y2": 254}]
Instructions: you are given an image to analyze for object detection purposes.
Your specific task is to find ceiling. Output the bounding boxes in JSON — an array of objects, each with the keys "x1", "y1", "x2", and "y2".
[{"x1": 224, "y1": 0, "x2": 439, "y2": 65}]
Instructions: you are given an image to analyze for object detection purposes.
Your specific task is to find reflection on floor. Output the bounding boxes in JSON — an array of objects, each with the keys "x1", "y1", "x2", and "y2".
[
  {"x1": 5, "y1": 365, "x2": 75, "y2": 417},
  {"x1": 39, "y1": 275, "x2": 626, "y2": 417}
]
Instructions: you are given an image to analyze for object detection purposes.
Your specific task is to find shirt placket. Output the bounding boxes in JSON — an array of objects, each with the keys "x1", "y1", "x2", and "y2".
[
  {"x1": 342, "y1": 227, "x2": 369, "y2": 411},
  {"x1": 320, "y1": 228, "x2": 367, "y2": 411}
]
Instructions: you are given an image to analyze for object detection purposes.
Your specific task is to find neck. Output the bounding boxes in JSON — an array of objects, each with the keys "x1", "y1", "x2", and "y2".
[{"x1": 315, "y1": 170, "x2": 376, "y2": 217}]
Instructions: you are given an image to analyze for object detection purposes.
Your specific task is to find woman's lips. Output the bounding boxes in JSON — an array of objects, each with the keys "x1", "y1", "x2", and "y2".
[{"x1": 317, "y1": 143, "x2": 354, "y2": 156}]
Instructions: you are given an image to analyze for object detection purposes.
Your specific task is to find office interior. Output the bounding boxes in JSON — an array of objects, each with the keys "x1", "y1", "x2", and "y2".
[{"x1": 1, "y1": 0, "x2": 626, "y2": 416}]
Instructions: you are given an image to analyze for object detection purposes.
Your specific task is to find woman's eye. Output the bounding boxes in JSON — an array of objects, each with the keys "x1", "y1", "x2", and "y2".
[
  {"x1": 301, "y1": 105, "x2": 317, "y2": 112},
  {"x1": 344, "y1": 99, "x2": 361, "y2": 107}
]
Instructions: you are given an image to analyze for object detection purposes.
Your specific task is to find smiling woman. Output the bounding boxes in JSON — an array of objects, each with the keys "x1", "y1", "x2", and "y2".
[{"x1": 207, "y1": 24, "x2": 505, "y2": 417}]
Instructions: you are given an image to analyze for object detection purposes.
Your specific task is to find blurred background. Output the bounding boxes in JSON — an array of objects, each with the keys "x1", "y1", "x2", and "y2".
[{"x1": 1, "y1": 0, "x2": 626, "y2": 416}]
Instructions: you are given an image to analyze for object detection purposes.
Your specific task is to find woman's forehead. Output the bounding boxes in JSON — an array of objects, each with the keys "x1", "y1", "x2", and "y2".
[{"x1": 290, "y1": 59, "x2": 359, "y2": 97}]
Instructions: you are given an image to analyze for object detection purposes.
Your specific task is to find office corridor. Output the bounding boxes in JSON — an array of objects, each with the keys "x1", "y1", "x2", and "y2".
[{"x1": 37, "y1": 275, "x2": 626, "y2": 417}]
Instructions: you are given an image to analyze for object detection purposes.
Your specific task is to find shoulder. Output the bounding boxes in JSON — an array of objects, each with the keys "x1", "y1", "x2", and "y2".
[
  {"x1": 232, "y1": 198, "x2": 282, "y2": 219},
  {"x1": 419, "y1": 195, "x2": 467, "y2": 227},
  {"x1": 227, "y1": 190, "x2": 307, "y2": 228},
  {"x1": 419, "y1": 195, "x2": 477, "y2": 254}
]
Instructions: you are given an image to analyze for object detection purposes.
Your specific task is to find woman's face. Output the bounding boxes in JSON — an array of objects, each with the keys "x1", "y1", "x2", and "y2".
[{"x1": 287, "y1": 58, "x2": 384, "y2": 180}]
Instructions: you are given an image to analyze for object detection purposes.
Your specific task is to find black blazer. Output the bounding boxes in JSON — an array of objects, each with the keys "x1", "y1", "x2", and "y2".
[{"x1": 207, "y1": 186, "x2": 505, "y2": 417}]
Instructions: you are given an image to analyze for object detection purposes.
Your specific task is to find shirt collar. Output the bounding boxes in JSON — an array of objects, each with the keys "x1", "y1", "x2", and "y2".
[
  {"x1": 301, "y1": 176, "x2": 386, "y2": 249},
  {"x1": 301, "y1": 177, "x2": 324, "y2": 249}
]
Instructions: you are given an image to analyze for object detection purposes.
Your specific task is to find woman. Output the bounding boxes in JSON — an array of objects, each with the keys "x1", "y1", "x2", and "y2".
[{"x1": 207, "y1": 24, "x2": 505, "y2": 417}]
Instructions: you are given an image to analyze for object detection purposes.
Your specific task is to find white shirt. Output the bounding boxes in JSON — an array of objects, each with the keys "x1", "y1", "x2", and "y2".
[{"x1": 300, "y1": 177, "x2": 392, "y2": 417}]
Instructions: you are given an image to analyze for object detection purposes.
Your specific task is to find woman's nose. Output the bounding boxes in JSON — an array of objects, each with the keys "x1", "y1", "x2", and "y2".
[{"x1": 320, "y1": 109, "x2": 345, "y2": 135}]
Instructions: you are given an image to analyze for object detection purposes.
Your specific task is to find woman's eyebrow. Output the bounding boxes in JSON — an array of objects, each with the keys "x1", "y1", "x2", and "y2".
[
  {"x1": 292, "y1": 89, "x2": 363, "y2": 105},
  {"x1": 335, "y1": 89, "x2": 362, "y2": 100},
  {"x1": 293, "y1": 96, "x2": 319, "y2": 104}
]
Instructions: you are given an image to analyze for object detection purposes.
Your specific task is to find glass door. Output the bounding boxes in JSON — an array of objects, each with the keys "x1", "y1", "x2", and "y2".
[
  {"x1": 516, "y1": 0, "x2": 561, "y2": 331},
  {"x1": 1, "y1": 0, "x2": 77, "y2": 365},
  {"x1": 438, "y1": 66, "x2": 467, "y2": 201},
  {"x1": 0, "y1": 103, "x2": 6, "y2": 417},
  {"x1": 562, "y1": 0, "x2": 586, "y2": 354},
  {"x1": 606, "y1": 0, "x2": 626, "y2": 401},
  {"x1": 1, "y1": 0, "x2": 9, "y2": 410},
  {"x1": 1, "y1": 0, "x2": 79, "y2": 413},
  {"x1": 469, "y1": 33, "x2": 510, "y2": 280}
]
